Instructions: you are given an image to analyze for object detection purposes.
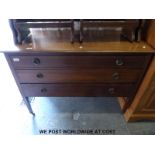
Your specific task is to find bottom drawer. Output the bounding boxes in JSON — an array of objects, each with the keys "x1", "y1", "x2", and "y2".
[{"x1": 21, "y1": 83, "x2": 135, "y2": 97}]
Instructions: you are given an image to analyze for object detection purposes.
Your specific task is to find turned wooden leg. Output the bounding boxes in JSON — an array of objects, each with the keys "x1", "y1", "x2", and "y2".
[
  {"x1": 122, "y1": 29, "x2": 135, "y2": 42},
  {"x1": 16, "y1": 26, "x2": 22, "y2": 44},
  {"x1": 135, "y1": 28, "x2": 142, "y2": 42},
  {"x1": 80, "y1": 20, "x2": 83, "y2": 43},
  {"x1": 24, "y1": 97, "x2": 35, "y2": 116},
  {"x1": 71, "y1": 20, "x2": 74, "y2": 43}
]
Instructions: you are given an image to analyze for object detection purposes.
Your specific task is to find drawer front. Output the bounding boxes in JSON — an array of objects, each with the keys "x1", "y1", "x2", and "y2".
[
  {"x1": 10, "y1": 55, "x2": 149, "y2": 69},
  {"x1": 16, "y1": 69, "x2": 142, "y2": 83},
  {"x1": 21, "y1": 83, "x2": 135, "y2": 97}
]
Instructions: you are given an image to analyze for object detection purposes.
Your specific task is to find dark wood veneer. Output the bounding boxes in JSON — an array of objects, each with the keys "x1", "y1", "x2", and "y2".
[
  {"x1": 21, "y1": 83, "x2": 135, "y2": 97},
  {"x1": 16, "y1": 68, "x2": 143, "y2": 84},
  {"x1": 10, "y1": 55, "x2": 149, "y2": 69}
]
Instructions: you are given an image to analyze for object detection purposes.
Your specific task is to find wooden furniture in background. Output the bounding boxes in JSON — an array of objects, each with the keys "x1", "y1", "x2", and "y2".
[
  {"x1": 146, "y1": 20, "x2": 155, "y2": 49},
  {"x1": 9, "y1": 19, "x2": 74, "y2": 44},
  {"x1": 117, "y1": 19, "x2": 155, "y2": 121},
  {"x1": 10, "y1": 19, "x2": 143, "y2": 44},
  {"x1": 79, "y1": 19, "x2": 141, "y2": 42},
  {"x1": 124, "y1": 57, "x2": 155, "y2": 121}
]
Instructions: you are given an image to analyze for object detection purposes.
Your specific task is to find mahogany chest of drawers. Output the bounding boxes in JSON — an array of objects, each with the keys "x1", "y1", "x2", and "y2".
[
  {"x1": 2, "y1": 19, "x2": 155, "y2": 120},
  {"x1": 5, "y1": 52, "x2": 151, "y2": 115}
]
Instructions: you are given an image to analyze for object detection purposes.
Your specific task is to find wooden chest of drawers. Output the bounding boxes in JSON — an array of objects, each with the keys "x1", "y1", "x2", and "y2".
[
  {"x1": 1, "y1": 19, "x2": 155, "y2": 121},
  {"x1": 5, "y1": 52, "x2": 151, "y2": 115}
]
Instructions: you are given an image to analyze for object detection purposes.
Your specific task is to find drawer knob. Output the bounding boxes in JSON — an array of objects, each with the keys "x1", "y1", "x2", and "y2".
[
  {"x1": 41, "y1": 88, "x2": 47, "y2": 93},
  {"x1": 108, "y1": 88, "x2": 115, "y2": 94},
  {"x1": 33, "y1": 58, "x2": 41, "y2": 65},
  {"x1": 116, "y1": 58, "x2": 124, "y2": 66},
  {"x1": 112, "y1": 72, "x2": 119, "y2": 80},
  {"x1": 36, "y1": 73, "x2": 44, "y2": 78}
]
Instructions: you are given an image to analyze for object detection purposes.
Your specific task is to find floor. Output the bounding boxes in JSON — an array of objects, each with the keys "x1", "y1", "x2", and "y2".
[{"x1": 0, "y1": 53, "x2": 155, "y2": 135}]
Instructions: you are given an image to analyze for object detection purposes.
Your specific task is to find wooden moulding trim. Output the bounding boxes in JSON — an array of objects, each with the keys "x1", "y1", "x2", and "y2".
[{"x1": 124, "y1": 109, "x2": 155, "y2": 122}]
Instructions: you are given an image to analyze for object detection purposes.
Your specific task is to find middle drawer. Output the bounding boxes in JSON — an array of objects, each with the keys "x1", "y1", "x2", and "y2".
[{"x1": 16, "y1": 68, "x2": 142, "y2": 83}]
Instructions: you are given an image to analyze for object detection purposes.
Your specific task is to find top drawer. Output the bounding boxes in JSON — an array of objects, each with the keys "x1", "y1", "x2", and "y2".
[{"x1": 9, "y1": 54, "x2": 150, "y2": 69}]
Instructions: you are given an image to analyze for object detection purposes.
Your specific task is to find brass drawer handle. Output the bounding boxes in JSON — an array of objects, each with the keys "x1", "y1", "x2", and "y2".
[
  {"x1": 112, "y1": 72, "x2": 119, "y2": 80},
  {"x1": 41, "y1": 88, "x2": 47, "y2": 93},
  {"x1": 36, "y1": 73, "x2": 44, "y2": 78},
  {"x1": 33, "y1": 58, "x2": 41, "y2": 65},
  {"x1": 108, "y1": 88, "x2": 115, "y2": 94},
  {"x1": 116, "y1": 58, "x2": 124, "y2": 66}
]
